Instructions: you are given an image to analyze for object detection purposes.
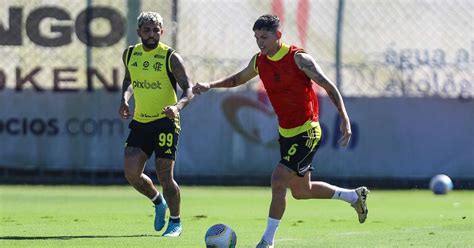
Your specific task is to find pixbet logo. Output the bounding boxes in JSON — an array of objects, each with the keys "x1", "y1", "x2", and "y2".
[{"x1": 132, "y1": 80, "x2": 162, "y2": 89}]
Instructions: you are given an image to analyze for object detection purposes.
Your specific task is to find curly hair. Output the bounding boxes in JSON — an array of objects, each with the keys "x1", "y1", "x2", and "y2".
[{"x1": 137, "y1": 12, "x2": 163, "y2": 28}]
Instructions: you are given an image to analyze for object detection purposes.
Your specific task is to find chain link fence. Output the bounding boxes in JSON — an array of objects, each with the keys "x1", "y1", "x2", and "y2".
[{"x1": 1, "y1": 0, "x2": 473, "y2": 97}]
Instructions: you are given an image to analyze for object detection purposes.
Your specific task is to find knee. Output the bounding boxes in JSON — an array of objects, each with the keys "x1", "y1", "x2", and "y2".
[
  {"x1": 156, "y1": 173, "x2": 173, "y2": 187},
  {"x1": 124, "y1": 170, "x2": 140, "y2": 185}
]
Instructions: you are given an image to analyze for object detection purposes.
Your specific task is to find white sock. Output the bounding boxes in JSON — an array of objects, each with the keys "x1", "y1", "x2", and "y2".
[
  {"x1": 332, "y1": 187, "x2": 358, "y2": 204},
  {"x1": 262, "y1": 217, "x2": 280, "y2": 244},
  {"x1": 170, "y1": 215, "x2": 180, "y2": 219}
]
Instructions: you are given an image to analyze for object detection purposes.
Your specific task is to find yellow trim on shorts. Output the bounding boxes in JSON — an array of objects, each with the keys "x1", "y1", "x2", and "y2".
[{"x1": 279, "y1": 120, "x2": 320, "y2": 138}]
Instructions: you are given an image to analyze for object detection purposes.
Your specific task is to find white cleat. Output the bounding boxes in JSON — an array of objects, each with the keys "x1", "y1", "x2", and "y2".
[
  {"x1": 256, "y1": 239, "x2": 274, "y2": 248},
  {"x1": 351, "y1": 186, "x2": 369, "y2": 223}
]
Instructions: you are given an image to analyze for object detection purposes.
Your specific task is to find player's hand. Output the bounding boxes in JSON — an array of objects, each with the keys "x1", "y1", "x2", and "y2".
[
  {"x1": 118, "y1": 101, "x2": 132, "y2": 119},
  {"x1": 162, "y1": 105, "x2": 179, "y2": 119},
  {"x1": 338, "y1": 117, "x2": 352, "y2": 147},
  {"x1": 192, "y1": 82, "x2": 211, "y2": 95}
]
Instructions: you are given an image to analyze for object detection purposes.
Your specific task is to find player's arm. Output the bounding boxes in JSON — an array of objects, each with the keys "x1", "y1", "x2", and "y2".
[
  {"x1": 162, "y1": 52, "x2": 194, "y2": 119},
  {"x1": 192, "y1": 56, "x2": 259, "y2": 94},
  {"x1": 119, "y1": 48, "x2": 133, "y2": 119},
  {"x1": 294, "y1": 52, "x2": 352, "y2": 146}
]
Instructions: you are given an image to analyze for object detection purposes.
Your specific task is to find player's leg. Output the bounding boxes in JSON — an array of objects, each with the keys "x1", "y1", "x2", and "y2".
[
  {"x1": 123, "y1": 147, "x2": 156, "y2": 198},
  {"x1": 125, "y1": 123, "x2": 168, "y2": 231},
  {"x1": 285, "y1": 122, "x2": 369, "y2": 223},
  {"x1": 269, "y1": 164, "x2": 295, "y2": 219},
  {"x1": 153, "y1": 117, "x2": 181, "y2": 237},
  {"x1": 156, "y1": 158, "x2": 182, "y2": 236},
  {"x1": 156, "y1": 158, "x2": 180, "y2": 216},
  {"x1": 258, "y1": 163, "x2": 296, "y2": 247},
  {"x1": 288, "y1": 168, "x2": 369, "y2": 223},
  {"x1": 288, "y1": 171, "x2": 356, "y2": 200}
]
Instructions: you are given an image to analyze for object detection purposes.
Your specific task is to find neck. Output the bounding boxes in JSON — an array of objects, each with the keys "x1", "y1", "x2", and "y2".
[
  {"x1": 142, "y1": 42, "x2": 158, "y2": 51},
  {"x1": 267, "y1": 41, "x2": 282, "y2": 57}
]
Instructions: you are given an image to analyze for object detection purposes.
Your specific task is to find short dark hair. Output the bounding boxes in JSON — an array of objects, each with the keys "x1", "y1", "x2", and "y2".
[{"x1": 253, "y1": 14, "x2": 280, "y2": 32}]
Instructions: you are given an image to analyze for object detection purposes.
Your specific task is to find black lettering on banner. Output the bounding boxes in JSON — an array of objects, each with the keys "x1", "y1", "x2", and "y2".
[
  {"x1": 6, "y1": 118, "x2": 20, "y2": 135},
  {"x1": 22, "y1": 118, "x2": 28, "y2": 135},
  {"x1": 81, "y1": 118, "x2": 98, "y2": 136},
  {"x1": 0, "y1": 118, "x2": 121, "y2": 136},
  {"x1": 16, "y1": 67, "x2": 44, "y2": 91},
  {"x1": 100, "y1": 119, "x2": 124, "y2": 136},
  {"x1": 66, "y1": 118, "x2": 81, "y2": 136},
  {"x1": 0, "y1": 7, "x2": 22, "y2": 45},
  {"x1": 86, "y1": 68, "x2": 120, "y2": 92},
  {"x1": 1, "y1": 6, "x2": 125, "y2": 47},
  {"x1": 75, "y1": 7, "x2": 125, "y2": 47},
  {"x1": 0, "y1": 69, "x2": 6, "y2": 90},
  {"x1": 30, "y1": 118, "x2": 46, "y2": 136},
  {"x1": 47, "y1": 119, "x2": 59, "y2": 135},
  {"x1": 26, "y1": 7, "x2": 72, "y2": 47},
  {"x1": 54, "y1": 67, "x2": 79, "y2": 92}
]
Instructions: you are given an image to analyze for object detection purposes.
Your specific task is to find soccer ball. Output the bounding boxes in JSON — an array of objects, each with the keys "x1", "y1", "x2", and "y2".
[
  {"x1": 429, "y1": 174, "x2": 453, "y2": 195},
  {"x1": 204, "y1": 223, "x2": 237, "y2": 248}
]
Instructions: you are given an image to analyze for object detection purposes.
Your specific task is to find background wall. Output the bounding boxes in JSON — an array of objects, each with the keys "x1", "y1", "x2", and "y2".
[{"x1": 1, "y1": 0, "x2": 473, "y2": 186}]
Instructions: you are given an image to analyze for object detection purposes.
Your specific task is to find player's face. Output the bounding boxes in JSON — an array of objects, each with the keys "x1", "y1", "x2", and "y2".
[
  {"x1": 254, "y1": 29, "x2": 281, "y2": 56},
  {"x1": 137, "y1": 21, "x2": 163, "y2": 50}
]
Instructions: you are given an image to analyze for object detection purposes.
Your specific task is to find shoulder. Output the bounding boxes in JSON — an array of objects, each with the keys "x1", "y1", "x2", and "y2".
[
  {"x1": 293, "y1": 51, "x2": 315, "y2": 68},
  {"x1": 169, "y1": 51, "x2": 183, "y2": 63}
]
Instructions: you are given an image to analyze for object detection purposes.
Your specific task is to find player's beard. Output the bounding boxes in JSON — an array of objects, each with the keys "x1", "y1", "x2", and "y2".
[{"x1": 142, "y1": 38, "x2": 158, "y2": 50}]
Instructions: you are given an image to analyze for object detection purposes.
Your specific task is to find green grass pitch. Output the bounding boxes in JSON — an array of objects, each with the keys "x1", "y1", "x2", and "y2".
[{"x1": 1, "y1": 185, "x2": 473, "y2": 247}]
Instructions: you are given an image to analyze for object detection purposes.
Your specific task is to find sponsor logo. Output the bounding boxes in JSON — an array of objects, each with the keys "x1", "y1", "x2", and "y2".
[
  {"x1": 139, "y1": 113, "x2": 161, "y2": 118},
  {"x1": 132, "y1": 80, "x2": 161, "y2": 89},
  {"x1": 133, "y1": 52, "x2": 142, "y2": 56},
  {"x1": 165, "y1": 149, "x2": 172, "y2": 154},
  {"x1": 153, "y1": 62, "x2": 163, "y2": 71},
  {"x1": 154, "y1": 54, "x2": 165, "y2": 59},
  {"x1": 131, "y1": 61, "x2": 138, "y2": 67},
  {"x1": 143, "y1": 61, "x2": 149, "y2": 70}
]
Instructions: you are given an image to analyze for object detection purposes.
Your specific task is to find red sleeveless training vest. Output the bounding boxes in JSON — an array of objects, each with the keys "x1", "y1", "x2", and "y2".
[{"x1": 256, "y1": 45, "x2": 319, "y2": 129}]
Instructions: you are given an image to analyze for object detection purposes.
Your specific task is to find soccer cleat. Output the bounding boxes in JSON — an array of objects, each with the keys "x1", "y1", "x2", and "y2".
[
  {"x1": 256, "y1": 239, "x2": 274, "y2": 248},
  {"x1": 154, "y1": 199, "x2": 168, "y2": 231},
  {"x1": 162, "y1": 221, "x2": 182, "y2": 237},
  {"x1": 351, "y1": 186, "x2": 370, "y2": 224}
]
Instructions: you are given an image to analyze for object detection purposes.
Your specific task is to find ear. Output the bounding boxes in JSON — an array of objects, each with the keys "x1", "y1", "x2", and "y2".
[{"x1": 276, "y1": 31, "x2": 282, "y2": 39}]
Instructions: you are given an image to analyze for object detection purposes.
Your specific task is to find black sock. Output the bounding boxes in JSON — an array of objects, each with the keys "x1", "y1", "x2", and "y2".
[
  {"x1": 152, "y1": 194, "x2": 163, "y2": 205},
  {"x1": 169, "y1": 217, "x2": 180, "y2": 223}
]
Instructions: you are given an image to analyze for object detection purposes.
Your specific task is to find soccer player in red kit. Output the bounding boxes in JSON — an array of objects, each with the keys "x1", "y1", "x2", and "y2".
[{"x1": 193, "y1": 14, "x2": 369, "y2": 248}]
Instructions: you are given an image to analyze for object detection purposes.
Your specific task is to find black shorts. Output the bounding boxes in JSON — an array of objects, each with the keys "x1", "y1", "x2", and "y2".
[
  {"x1": 125, "y1": 118, "x2": 180, "y2": 159},
  {"x1": 279, "y1": 123, "x2": 322, "y2": 177}
]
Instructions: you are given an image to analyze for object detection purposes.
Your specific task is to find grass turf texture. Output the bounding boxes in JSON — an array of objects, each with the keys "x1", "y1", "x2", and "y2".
[{"x1": 1, "y1": 186, "x2": 473, "y2": 247}]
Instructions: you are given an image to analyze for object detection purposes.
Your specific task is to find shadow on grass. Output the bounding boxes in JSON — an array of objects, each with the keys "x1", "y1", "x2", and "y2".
[{"x1": 0, "y1": 234, "x2": 161, "y2": 240}]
